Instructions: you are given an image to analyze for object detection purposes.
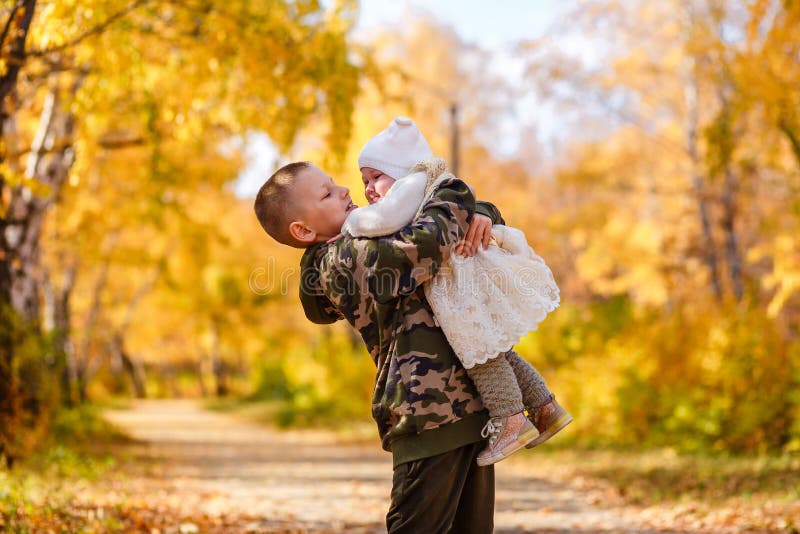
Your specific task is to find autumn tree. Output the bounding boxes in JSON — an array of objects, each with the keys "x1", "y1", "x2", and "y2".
[
  {"x1": 514, "y1": 0, "x2": 800, "y2": 451},
  {"x1": 0, "y1": 0, "x2": 363, "y2": 462}
]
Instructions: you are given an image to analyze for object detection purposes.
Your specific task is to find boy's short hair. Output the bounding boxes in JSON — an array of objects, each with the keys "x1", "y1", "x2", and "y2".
[{"x1": 254, "y1": 161, "x2": 311, "y2": 248}]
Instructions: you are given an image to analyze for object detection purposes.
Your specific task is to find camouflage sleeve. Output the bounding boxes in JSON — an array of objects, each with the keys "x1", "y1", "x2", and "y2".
[
  {"x1": 475, "y1": 200, "x2": 505, "y2": 225},
  {"x1": 299, "y1": 243, "x2": 345, "y2": 324},
  {"x1": 357, "y1": 177, "x2": 476, "y2": 303}
]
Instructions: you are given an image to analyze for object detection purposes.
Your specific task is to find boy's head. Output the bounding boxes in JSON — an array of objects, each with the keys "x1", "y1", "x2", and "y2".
[
  {"x1": 254, "y1": 162, "x2": 357, "y2": 248},
  {"x1": 357, "y1": 117, "x2": 433, "y2": 180}
]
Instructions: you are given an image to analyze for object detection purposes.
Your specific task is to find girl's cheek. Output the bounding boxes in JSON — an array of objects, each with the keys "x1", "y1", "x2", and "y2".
[{"x1": 375, "y1": 182, "x2": 391, "y2": 198}]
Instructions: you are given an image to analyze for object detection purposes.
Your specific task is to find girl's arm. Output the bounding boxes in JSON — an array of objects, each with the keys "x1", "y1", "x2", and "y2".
[
  {"x1": 341, "y1": 171, "x2": 428, "y2": 238},
  {"x1": 360, "y1": 177, "x2": 475, "y2": 303}
]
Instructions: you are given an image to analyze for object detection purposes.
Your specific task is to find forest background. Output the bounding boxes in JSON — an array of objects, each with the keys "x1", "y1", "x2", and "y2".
[{"x1": 1, "y1": 0, "x2": 799, "y2": 467}]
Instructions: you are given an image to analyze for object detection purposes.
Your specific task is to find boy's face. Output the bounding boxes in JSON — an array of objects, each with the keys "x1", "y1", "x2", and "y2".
[
  {"x1": 361, "y1": 167, "x2": 397, "y2": 205},
  {"x1": 290, "y1": 165, "x2": 357, "y2": 244}
]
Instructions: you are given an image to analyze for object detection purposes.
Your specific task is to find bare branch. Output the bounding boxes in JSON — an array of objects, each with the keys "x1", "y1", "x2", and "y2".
[
  {"x1": 28, "y1": 0, "x2": 151, "y2": 57},
  {"x1": 0, "y1": 0, "x2": 36, "y2": 103},
  {"x1": 779, "y1": 118, "x2": 800, "y2": 169},
  {"x1": 25, "y1": 87, "x2": 57, "y2": 179},
  {"x1": 98, "y1": 135, "x2": 146, "y2": 149},
  {"x1": 0, "y1": 2, "x2": 21, "y2": 50},
  {"x1": 119, "y1": 267, "x2": 160, "y2": 334}
]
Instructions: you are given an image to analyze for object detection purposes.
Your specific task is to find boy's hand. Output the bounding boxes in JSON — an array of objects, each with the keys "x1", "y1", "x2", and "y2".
[
  {"x1": 456, "y1": 214, "x2": 492, "y2": 257},
  {"x1": 326, "y1": 232, "x2": 344, "y2": 244}
]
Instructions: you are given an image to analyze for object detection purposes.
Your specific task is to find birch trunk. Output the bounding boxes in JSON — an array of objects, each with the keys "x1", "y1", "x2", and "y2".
[
  {"x1": 684, "y1": 58, "x2": 723, "y2": 301},
  {"x1": 0, "y1": 0, "x2": 38, "y2": 466}
]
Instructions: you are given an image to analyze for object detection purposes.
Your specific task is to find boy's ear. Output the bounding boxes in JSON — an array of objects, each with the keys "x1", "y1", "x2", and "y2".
[{"x1": 289, "y1": 220, "x2": 317, "y2": 244}]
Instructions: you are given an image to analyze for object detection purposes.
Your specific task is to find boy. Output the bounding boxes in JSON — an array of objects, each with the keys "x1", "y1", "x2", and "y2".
[
  {"x1": 254, "y1": 161, "x2": 494, "y2": 533},
  {"x1": 351, "y1": 118, "x2": 571, "y2": 466}
]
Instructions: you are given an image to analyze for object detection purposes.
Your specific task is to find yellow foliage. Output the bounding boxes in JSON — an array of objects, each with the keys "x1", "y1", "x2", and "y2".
[
  {"x1": 758, "y1": 235, "x2": 800, "y2": 317},
  {"x1": 2, "y1": 0, "x2": 798, "y2": 455}
]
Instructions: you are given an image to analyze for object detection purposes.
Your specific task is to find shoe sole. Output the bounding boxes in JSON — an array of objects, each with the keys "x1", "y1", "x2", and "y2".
[
  {"x1": 476, "y1": 426, "x2": 540, "y2": 467},
  {"x1": 525, "y1": 412, "x2": 573, "y2": 449}
]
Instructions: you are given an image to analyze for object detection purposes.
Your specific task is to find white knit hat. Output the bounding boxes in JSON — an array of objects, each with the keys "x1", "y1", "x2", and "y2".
[{"x1": 357, "y1": 117, "x2": 433, "y2": 179}]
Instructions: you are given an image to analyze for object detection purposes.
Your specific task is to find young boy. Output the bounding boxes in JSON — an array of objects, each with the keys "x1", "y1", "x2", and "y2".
[{"x1": 254, "y1": 161, "x2": 495, "y2": 532}]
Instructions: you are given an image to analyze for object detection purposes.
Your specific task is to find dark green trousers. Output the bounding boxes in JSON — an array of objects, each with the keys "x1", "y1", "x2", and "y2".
[{"x1": 386, "y1": 441, "x2": 495, "y2": 534}]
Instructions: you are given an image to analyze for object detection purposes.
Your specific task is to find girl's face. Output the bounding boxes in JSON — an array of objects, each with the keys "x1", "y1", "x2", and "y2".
[{"x1": 361, "y1": 167, "x2": 396, "y2": 205}]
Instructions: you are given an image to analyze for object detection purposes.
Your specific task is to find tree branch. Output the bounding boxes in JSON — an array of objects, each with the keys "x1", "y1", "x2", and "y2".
[
  {"x1": 0, "y1": 2, "x2": 21, "y2": 50},
  {"x1": 25, "y1": 87, "x2": 57, "y2": 180},
  {"x1": 779, "y1": 118, "x2": 800, "y2": 169},
  {"x1": 98, "y1": 135, "x2": 146, "y2": 149},
  {"x1": 28, "y1": 0, "x2": 150, "y2": 57},
  {"x1": 0, "y1": 0, "x2": 36, "y2": 104},
  {"x1": 6, "y1": 132, "x2": 145, "y2": 162}
]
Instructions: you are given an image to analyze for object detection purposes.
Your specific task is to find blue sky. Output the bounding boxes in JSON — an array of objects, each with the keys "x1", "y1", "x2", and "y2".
[
  {"x1": 354, "y1": 0, "x2": 563, "y2": 51},
  {"x1": 234, "y1": 1, "x2": 565, "y2": 197}
]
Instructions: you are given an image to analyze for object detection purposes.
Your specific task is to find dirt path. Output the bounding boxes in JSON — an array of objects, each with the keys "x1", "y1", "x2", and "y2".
[{"x1": 101, "y1": 400, "x2": 676, "y2": 533}]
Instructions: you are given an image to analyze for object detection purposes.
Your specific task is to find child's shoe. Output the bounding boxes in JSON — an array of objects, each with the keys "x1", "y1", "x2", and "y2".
[
  {"x1": 476, "y1": 412, "x2": 539, "y2": 466},
  {"x1": 525, "y1": 395, "x2": 573, "y2": 449}
]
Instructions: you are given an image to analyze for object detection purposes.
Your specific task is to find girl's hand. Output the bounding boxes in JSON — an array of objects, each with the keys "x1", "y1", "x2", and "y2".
[
  {"x1": 326, "y1": 232, "x2": 344, "y2": 244},
  {"x1": 456, "y1": 214, "x2": 492, "y2": 257}
]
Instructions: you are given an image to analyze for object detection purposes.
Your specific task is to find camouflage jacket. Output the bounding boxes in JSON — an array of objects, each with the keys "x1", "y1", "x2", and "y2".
[{"x1": 299, "y1": 176, "x2": 505, "y2": 466}]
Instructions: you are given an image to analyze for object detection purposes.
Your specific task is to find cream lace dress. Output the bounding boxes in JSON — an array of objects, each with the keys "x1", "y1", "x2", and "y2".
[{"x1": 342, "y1": 158, "x2": 559, "y2": 369}]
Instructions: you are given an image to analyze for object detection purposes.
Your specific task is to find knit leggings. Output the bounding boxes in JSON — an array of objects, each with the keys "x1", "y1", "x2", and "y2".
[{"x1": 465, "y1": 350, "x2": 552, "y2": 419}]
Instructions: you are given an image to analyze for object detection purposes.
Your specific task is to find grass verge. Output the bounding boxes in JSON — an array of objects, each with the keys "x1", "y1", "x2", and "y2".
[
  {"x1": 0, "y1": 404, "x2": 134, "y2": 532},
  {"x1": 513, "y1": 447, "x2": 800, "y2": 532}
]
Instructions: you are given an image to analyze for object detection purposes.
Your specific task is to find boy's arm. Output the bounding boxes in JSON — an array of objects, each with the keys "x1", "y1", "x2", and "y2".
[
  {"x1": 299, "y1": 244, "x2": 345, "y2": 324},
  {"x1": 475, "y1": 200, "x2": 505, "y2": 225},
  {"x1": 358, "y1": 177, "x2": 475, "y2": 303}
]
